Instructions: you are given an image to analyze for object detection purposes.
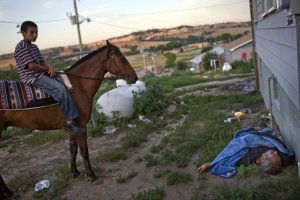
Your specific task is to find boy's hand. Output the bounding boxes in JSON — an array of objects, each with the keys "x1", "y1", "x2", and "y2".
[{"x1": 48, "y1": 66, "x2": 56, "y2": 77}]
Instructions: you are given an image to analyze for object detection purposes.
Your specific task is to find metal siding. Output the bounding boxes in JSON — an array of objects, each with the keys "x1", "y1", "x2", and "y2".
[
  {"x1": 256, "y1": 39, "x2": 299, "y2": 109},
  {"x1": 291, "y1": 0, "x2": 300, "y2": 14},
  {"x1": 254, "y1": 9, "x2": 300, "y2": 110},
  {"x1": 259, "y1": 62, "x2": 300, "y2": 168},
  {"x1": 257, "y1": 9, "x2": 296, "y2": 29}
]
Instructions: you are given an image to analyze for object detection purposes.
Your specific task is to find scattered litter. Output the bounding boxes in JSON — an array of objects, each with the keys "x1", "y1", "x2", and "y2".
[
  {"x1": 241, "y1": 108, "x2": 252, "y2": 114},
  {"x1": 261, "y1": 113, "x2": 271, "y2": 121},
  {"x1": 224, "y1": 117, "x2": 240, "y2": 123},
  {"x1": 233, "y1": 111, "x2": 246, "y2": 119},
  {"x1": 127, "y1": 124, "x2": 136, "y2": 128},
  {"x1": 102, "y1": 125, "x2": 118, "y2": 135},
  {"x1": 180, "y1": 101, "x2": 186, "y2": 105},
  {"x1": 138, "y1": 115, "x2": 152, "y2": 124},
  {"x1": 242, "y1": 84, "x2": 256, "y2": 94},
  {"x1": 34, "y1": 180, "x2": 50, "y2": 192}
]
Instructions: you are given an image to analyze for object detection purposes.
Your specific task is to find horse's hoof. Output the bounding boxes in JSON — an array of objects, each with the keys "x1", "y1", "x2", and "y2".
[
  {"x1": 92, "y1": 177, "x2": 103, "y2": 185},
  {"x1": 90, "y1": 175, "x2": 99, "y2": 182},
  {"x1": 72, "y1": 171, "x2": 80, "y2": 178}
]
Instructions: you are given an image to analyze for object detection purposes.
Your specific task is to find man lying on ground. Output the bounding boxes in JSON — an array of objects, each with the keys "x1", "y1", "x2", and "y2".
[{"x1": 197, "y1": 126, "x2": 295, "y2": 177}]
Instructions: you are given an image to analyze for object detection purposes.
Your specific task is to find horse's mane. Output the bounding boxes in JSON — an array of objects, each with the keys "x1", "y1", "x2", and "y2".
[{"x1": 65, "y1": 46, "x2": 107, "y2": 71}]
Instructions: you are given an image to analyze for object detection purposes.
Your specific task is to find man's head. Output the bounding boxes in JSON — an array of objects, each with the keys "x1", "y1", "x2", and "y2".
[
  {"x1": 20, "y1": 21, "x2": 38, "y2": 43},
  {"x1": 260, "y1": 150, "x2": 282, "y2": 174}
]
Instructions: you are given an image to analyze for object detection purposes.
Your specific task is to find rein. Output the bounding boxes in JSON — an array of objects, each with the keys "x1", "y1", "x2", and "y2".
[
  {"x1": 56, "y1": 71, "x2": 118, "y2": 81},
  {"x1": 57, "y1": 54, "x2": 119, "y2": 81}
]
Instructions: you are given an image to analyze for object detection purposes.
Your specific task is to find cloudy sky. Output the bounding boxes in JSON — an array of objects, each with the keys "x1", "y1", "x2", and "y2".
[{"x1": 0, "y1": 0, "x2": 250, "y2": 54}]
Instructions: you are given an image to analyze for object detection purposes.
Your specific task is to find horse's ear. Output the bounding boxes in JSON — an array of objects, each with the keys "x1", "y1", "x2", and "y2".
[{"x1": 106, "y1": 40, "x2": 110, "y2": 47}]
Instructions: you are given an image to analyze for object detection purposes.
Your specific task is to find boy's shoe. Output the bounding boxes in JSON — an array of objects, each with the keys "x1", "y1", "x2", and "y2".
[{"x1": 64, "y1": 122, "x2": 86, "y2": 134}]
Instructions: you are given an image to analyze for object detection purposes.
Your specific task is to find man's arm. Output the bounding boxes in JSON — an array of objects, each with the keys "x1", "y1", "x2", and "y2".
[
  {"x1": 27, "y1": 61, "x2": 56, "y2": 77},
  {"x1": 197, "y1": 162, "x2": 212, "y2": 173}
]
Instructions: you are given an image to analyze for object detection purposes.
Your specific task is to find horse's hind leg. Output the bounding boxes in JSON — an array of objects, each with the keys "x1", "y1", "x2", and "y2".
[
  {"x1": 0, "y1": 175, "x2": 13, "y2": 199},
  {"x1": 69, "y1": 135, "x2": 80, "y2": 177},
  {"x1": 77, "y1": 135, "x2": 97, "y2": 181}
]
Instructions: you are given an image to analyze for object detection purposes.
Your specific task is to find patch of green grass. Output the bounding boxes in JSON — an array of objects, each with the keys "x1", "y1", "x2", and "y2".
[
  {"x1": 143, "y1": 154, "x2": 159, "y2": 167},
  {"x1": 7, "y1": 171, "x2": 37, "y2": 192},
  {"x1": 211, "y1": 174, "x2": 300, "y2": 200},
  {"x1": 212, "y1": 184, "x2": 262, "y2": 200},
  {"x1": 153, "y1": 169, "x2": 171, "y2": 179},
  {"x1": 23, "y1": 130, "x2": 67, "y2": 147},
  {"x1": 151, "y1": 144, "x2": 164, "y2": 153},
  {"x1": 237, "y1": 164, "x2": 260, "y2": 177},
  {"x1": 116, "y1": 175, "x2": 126, "y2": 184},
  {"x1": 131, "y1": 187, "x2": 165, "y2": 200},
  {"x1": 97, "y1": 148, "x2": 127, "y2": 162},
  {"x1": 166, "y1": 171, "x2": 192, "y2": 185},
  {"x1": 121, "y1": 131, "x2": 148, "y2": 149},
  {"x1": 33, "y1": 164, "x2": 71, "y2": 200},
  {"x1": 127, "y1": 171, "x2": 138, "y2": 179}
]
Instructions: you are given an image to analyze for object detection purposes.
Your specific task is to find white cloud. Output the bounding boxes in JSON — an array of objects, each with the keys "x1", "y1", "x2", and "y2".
[{"x1": 41, "y1": 0, "x2": 56, "y2": 9}]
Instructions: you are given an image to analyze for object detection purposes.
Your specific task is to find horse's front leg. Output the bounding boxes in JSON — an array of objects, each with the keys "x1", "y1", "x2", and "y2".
[
  {"x1": 77, "y1": 134, "x2": 97, "y2": 181},
  {"x1": 69, "y1": 135, "x2": 80, "y2": 177},
  {"x1": 0, "y1": 175, "x2": 13, "y2": 198}
]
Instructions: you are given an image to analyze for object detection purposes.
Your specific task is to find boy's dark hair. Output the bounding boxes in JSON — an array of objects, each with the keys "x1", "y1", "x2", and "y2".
[{"x1": 21, "y1": 21, "x2": 37, "y2": 32}]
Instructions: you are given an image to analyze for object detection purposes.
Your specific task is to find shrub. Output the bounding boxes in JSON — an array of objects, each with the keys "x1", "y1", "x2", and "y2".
[{"x1": 133, "y1": 80, "x2": 168, "y2": 116}]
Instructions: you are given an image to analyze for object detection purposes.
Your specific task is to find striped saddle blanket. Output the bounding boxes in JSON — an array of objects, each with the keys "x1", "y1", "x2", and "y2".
[
  {"x1": 0, "y1": 74, "x2": 72, "y2": 110},
  {"x1": 0, "y1": 80, "x2": 57, "y2": 109}
]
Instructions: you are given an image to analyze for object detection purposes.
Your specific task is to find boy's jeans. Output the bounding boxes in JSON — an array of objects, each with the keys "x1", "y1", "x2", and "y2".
[{"x1": 35, "y1": 75, "x2": 79, "y2": 121}]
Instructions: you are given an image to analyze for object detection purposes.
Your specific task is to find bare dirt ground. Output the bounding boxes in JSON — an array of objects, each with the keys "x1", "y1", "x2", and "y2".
[{"x1": 0, "y1": 76, "x2": 271, "y2": 200}]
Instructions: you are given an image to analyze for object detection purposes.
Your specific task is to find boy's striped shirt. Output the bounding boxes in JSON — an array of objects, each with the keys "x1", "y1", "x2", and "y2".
[{"x1": 14, "y1": 40, "x2": 44, "y2": 85}]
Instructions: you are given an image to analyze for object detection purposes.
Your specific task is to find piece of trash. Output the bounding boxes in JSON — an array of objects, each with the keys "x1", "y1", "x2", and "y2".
[
  {"x1": 242, "y1": 84, "x2": 256, "y2": 95},
  {"x1": 34, "y1": 180, "x2": 50, "y2": 192},
  {"x1": 102, "y1": 125, "x2": 118, "y2": 135},
  {"x1": 224, "y1": 117, "x2": 240, "y2": 123},
  {"x1": 261, "y1": 113, "x2": 271, "y2": 120},
  {"x1": 138, "y1": 115, "x2": 152, "y2": 124},
  {"x1": 241, "y1": 108, "x2": 252, "y2": 114},
  {"x1": 233, "y1": 111, "x2": 246, "y2": 119},
  {"x1": 127, "y1": 124, "x2": 136, "y2": 128}
]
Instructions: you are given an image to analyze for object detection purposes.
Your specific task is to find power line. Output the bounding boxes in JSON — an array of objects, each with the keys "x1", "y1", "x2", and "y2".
[
  {"x1": 92, "y1": 21, "x2": 139, "y2": 31},
  {"x1": 92, "y1": 0, "x2": 247, "y2": 18},
  {"x1": 0, "y1": 18, "x2": 68, "y2": 25}
]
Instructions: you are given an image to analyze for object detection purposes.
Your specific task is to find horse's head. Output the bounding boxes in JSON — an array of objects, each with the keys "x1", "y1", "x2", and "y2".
[{"x1": 105, "y1": 41, "x2": 138, "y2": 84}]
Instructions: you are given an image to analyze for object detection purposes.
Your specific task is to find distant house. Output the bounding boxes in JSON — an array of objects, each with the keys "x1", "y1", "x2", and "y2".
[
  {"x1": 223, "y1": 35, "x2": 253, "y2": 63},
  {"x1": 189, "y1": 54, "x2": 205, "y2": 71},
  {"x1": 250, "y1": 0, "x2": 300, "y2": 175},
  {"x1": 189, "y1": 46, "x2": 224, "y2": 71},
  {"x1": 144, "y1": 64, "x2": 162, "y2": 75}
]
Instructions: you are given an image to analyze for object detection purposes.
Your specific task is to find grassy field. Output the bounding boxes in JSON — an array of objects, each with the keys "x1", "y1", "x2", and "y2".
[{"x1": 1, "y1": 69, "x2": 299, "y2": 199}]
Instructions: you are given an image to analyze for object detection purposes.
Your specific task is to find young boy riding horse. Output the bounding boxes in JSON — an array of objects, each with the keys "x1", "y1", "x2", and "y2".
[{"x1": 14, "y1": 21, "x2": 85, "y2": 134}]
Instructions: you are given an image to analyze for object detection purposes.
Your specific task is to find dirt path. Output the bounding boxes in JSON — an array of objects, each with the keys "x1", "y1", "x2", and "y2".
[{"x1": 0, "y1": 76, "x2": 264, "y2": 200}]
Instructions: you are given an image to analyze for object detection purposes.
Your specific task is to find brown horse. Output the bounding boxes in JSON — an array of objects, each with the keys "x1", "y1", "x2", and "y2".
[{"x1": 0, "y1": 40, "x2": 138, "y2": 197}]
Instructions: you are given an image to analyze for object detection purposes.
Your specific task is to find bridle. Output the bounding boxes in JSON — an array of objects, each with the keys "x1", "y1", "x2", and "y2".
[{"x1": 58, "y1": 50, "x2": 133, "y2": 82}]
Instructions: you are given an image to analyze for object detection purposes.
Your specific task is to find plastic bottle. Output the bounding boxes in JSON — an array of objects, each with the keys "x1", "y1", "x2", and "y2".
[{"x1": 224, "y1": 117, "x2": 240, "y2": 123}]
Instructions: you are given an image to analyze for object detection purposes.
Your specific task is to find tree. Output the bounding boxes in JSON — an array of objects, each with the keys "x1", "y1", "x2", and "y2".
[
  {"x1": 176, "y1": 61, "x2": 189, "y2": 71},
  {"x1": 164, "y1": 52, "x2": 177, "y2": 67}
]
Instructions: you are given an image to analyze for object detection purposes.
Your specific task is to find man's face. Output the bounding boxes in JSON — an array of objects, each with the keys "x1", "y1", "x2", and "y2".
[
  {"x1": 262, "y1": 150, "x2": 281, "y2": 163},
  {"x1": 22, "y1": 26, "x2": 38, "y2": 43}
]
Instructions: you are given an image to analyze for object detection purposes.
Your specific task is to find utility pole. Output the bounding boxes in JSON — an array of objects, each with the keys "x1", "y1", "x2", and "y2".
[{"x1": 73, "y1": 0, "x2": 83, "y2": 52}]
